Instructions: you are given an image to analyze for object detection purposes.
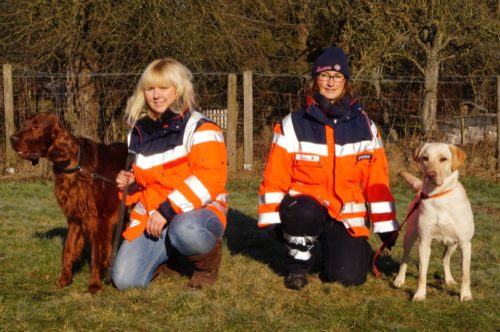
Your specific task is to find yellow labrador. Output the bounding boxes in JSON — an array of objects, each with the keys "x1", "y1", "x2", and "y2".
[{"x1": 393, "y1": 143, "x2": 474, "y2": 301}]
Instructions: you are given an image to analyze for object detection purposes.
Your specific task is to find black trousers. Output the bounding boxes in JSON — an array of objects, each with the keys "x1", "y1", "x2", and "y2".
[{"x1": 279, "y1": 195, "x2": 372, "y2": 286}]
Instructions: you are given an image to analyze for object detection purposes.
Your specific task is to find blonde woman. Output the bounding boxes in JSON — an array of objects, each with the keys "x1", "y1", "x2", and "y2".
[{"x1": 112, "y1": 58, "x2": 228, "y2": 289}]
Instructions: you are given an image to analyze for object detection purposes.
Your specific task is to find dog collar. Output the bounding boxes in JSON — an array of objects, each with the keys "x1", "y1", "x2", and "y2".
[
  {"x1": 57, "y1": 142, "x2": 83, "y2": 174},
  {"x1": 54, "y1": 142, "x2": 117, "y2": 185},
  {"x1": 420, "y1": 188, "x2": 454, "y2": 200}
]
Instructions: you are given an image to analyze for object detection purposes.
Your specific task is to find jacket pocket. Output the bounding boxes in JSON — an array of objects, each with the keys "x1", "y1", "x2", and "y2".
[{"x1": 292, "y1": 154, "x2": 327, "y2": 184}]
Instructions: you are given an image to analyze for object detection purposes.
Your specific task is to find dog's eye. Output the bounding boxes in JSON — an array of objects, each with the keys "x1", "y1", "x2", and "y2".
[
  {"x1": 440, "y1": 157, "x2": 447, "y2": 162},
  {"x1": 421, "y1": 156, "x2": 429, "y2": 162}
]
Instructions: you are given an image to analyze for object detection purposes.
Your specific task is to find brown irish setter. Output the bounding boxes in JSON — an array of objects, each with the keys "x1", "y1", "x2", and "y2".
[{"x1": 10, "y1": 112, "x2": 128, "y2": 293}]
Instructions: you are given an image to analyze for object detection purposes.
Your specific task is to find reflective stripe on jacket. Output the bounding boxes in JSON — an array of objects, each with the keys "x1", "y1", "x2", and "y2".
[
  {"x1": 122, "y1": 110, "x2": 228, "y2": 241},
  {"x1": 258, "y1": 101, "x2": 398, "y2": 237}
]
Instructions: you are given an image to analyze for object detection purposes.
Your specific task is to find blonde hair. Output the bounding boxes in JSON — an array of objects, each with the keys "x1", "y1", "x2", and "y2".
[{"x1": 125, "y1": 58, "x2": 196, "y2": 125}]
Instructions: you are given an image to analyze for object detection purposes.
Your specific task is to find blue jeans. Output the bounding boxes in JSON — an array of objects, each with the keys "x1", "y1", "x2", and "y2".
[{"x1": 112, "y1": 208, "x2": 224, "y2": 290}]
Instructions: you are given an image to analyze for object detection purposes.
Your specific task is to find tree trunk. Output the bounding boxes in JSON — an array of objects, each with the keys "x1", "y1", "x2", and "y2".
[
  {"x1": 294, "y1": 0, "x2": 310, "y2": 74},
  {"x1": 65, "y1": 59, "x2": 78, "y2": 133},
  {"x1": 63, "y1": 1, "x2": 99, "y2": 140},
  {"x1": 421, "y1": 49, "x2": 440, "y2": 135},
  {"x1": 64, "y1": 57, "x2": 99, "y2": 140},
  {"x1": 78, "y1": 66, "x2": 99, "y2": 140}
]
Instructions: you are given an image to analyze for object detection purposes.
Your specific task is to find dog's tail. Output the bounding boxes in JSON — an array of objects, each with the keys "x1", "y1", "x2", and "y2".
[{"x1": 398, "y1": 170, "x2": 422, "y2": 192}]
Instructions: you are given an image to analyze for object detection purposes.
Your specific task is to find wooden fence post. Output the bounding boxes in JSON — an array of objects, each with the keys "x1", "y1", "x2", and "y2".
[
  {"x1": 243, "y1": 70, "x2": 253, "y2": 171},
  {"x1": 3, "y1": 63, "x2": 16, "y2": 170},
  {"x1": 460, "y1": 103, "x2": 467, "y2": 146},
  {"x1": 226, "y1": 73, "x2": 238, "y2": 172},
  {"x1": 496, "y1": 75, "x2": 500, "y2": 181}
]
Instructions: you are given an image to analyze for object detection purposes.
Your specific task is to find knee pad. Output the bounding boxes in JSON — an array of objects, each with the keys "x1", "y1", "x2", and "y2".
[{"x1": 284, "y1": 232, "x2": 318, "y2": 261}]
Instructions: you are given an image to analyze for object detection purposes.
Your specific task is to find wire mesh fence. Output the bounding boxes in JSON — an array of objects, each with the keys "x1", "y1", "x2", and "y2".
[{"x1": 1, "y1": 66, "x2": 498, "y2": 172}]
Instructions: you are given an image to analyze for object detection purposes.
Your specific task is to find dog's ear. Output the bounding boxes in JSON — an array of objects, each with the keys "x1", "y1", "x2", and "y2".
[
  {"x1": 47, "y1": 130, "x2": 71, "y2": 162},
  {"x1": 449, "y1": 144, "x2": 466, "y2": 170},
  {"x1": 412, "y1": 143, "x2": 425, "y2": 162},
  {"x1": 47, "y1": 145, "x2": 68, "y2": 162},
  {"x1": 51, "y1": 120, "x2": 63, "y2": 140}
]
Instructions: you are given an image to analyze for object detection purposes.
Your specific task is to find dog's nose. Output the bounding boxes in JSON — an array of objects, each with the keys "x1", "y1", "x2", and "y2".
[
  {"x1": 427, "y1": 171, "x2": 437, "y2": 178},
  {"x1": 9, "y1": 135, "x2": 18, "y2": 145}
]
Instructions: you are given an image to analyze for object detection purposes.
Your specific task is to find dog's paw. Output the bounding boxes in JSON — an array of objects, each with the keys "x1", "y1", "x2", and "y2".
[
  {"x1": 393, "y1": 278, "x2": 405, "y2": 288},
  {"x1": 460, "y1": 289, "x2": 472, "y2": 302},
  {"x1": 460, "y1": 294, "x2": 472, "y2": 302},
  {"x1": 392, "y1": 279, "x2": 405, "y2": 288},
  {"x1": 57, "y1": 273, "x2": 72, "y2": 288},
  {"x1": 88, "y1": 283, "x2": 102, "y2": 294},
  {"x1": 445, "y1": 278, "x2": 457, "y2": 286},
  {"x1": 412, "y1": 292, "x2": 426, "y2": 302}
]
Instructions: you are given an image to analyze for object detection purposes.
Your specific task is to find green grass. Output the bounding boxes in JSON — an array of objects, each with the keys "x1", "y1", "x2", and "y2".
[{"x1": 0, "y1": 174, "x2": 499, "y2": 331}]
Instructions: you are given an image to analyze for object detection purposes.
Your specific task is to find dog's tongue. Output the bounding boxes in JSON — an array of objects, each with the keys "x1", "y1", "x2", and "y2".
[{"x1": 31, "y1": 159, "x2": 39, "y2": 166}]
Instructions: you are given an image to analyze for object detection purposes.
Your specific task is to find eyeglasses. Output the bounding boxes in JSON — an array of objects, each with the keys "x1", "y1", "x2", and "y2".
[{"x1": 317, "y1": 72, "x2": 345, "y2": 83}]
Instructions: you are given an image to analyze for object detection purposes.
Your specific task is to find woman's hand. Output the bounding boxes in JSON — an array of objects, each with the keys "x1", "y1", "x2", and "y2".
[
  {"x1": 116, "y1": 170, "x2": 135, "y2": 190},
  {"x1": 146, "y1": 211, "x2": 167, "y2": 238}
]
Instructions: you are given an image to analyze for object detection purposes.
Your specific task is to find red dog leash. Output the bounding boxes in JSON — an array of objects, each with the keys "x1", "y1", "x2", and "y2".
[{"x1": 372, "y1": 189, "x2": 453, "y2": 279}]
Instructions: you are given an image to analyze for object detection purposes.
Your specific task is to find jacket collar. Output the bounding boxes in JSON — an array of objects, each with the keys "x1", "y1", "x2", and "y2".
[
  {"x1": 138, "y1": 110, "x2": 183, "y2": 133},
  {"x1": 306, "y1": 94, "x2": 360, "y2": 126},
  {"x1": 133, "y1": 110, "x2": 189, "y2": 145}
]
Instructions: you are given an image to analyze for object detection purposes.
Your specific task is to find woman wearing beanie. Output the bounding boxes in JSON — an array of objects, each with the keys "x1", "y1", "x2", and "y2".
[{"x1": 258, "y1": 47, "x2": 399, "y2": 290}]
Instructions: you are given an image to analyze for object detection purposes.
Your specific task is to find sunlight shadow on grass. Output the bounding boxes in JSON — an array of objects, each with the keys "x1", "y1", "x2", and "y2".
[
  {"x1": 34, "y1": 227, "x2": 67, "y2": 240},
  {"x1": 374, "y1": 254, "x2": 400, "y2": 276},
  {"x1": 225, "y1": 208, "x2": 405, "y2": 279},
  {"x1": 224, "y1": 208, "x2": 286, "y2": 275},
  {"x1": 33, "y1": 227, "x2": 89, "y2": 274}
]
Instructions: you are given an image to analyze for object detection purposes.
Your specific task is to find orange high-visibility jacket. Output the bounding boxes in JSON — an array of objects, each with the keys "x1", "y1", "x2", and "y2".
[
  {"x1": 122, "y1": 110, "x2": 228, "y2": 241},
  {"x1": 258, "y1": 99, "x2": 398, "y2": 237}
]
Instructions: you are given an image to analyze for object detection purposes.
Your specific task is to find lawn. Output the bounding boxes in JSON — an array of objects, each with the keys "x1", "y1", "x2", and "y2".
[{"x1": 0, "y1": 173, "x2": 499, "y2": 331}]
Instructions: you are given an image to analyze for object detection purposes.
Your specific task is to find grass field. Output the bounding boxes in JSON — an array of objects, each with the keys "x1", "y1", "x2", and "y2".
[{"x1": 0, "y1": 173, "x2": 499, "y2": 331}]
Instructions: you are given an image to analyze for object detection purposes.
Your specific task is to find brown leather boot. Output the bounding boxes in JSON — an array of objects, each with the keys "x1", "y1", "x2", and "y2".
[
  {"x1": 152, "y1": 261, "x2": 180, "y2": 280},
  {"x1": 186, "y1": 240, "x2": 222, "y2": 289}
]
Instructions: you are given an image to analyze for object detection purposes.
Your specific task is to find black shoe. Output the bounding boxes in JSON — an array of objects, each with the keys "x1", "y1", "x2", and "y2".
[
  {"x1": 318, "y1": 271, "x2": 329, "y2": 283},
  {"x1": 284, "y1": 273, "x2": 308, "y2": 290}
]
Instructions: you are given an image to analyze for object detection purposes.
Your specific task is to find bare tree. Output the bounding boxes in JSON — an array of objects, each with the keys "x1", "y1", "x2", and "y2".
[
  {"x1": 1, "y1": 0, "x2": 135, "y2": 138},
  {"x1": 2, "y1": 0, "x2": 497, "y2": 140},
  {"x1": 334, "y1": 0, "x2": 498, "y2": 136}
]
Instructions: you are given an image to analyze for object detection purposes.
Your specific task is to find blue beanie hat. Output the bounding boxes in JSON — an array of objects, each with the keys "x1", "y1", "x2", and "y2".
[{"x1": 311, "y1": 47, "x2": 351, "y2": 80}]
